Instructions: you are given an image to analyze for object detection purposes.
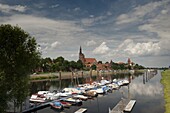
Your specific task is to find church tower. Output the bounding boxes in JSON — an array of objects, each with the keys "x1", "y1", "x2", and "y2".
[{"x1": 79, "y1": 46, "x2": 85, "y2": 64}]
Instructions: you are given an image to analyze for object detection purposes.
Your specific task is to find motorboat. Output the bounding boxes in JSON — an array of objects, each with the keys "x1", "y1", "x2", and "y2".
[
  {"x1": 83, "y1": 90, "x2": 98, "y2": 97},
  {"x1": 60, "y1": 97, "x2": 82, "y2": 105},
  {"x1": 60, "y1": 101, "x2": 72, "y2": 108},
  {"x1": 73, "y1": 94, "x2": 88, "y2": 101},
  {"x1": 50, "y1": 101, "x2": 63, "y2": 110},
  {"x1": 29, "y1": 94, "x2": 47, "y2": 103},
  {"x1": 121, "y1": 79, "x2": 129, "y2": 85}
]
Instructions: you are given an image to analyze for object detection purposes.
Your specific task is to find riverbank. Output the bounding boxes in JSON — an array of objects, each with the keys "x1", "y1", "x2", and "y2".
[
  {"x1": 161, "y1": 69, "x2": 170, "y2": 113},
  {"x1": 30, "y1": 69, "x2": 145, "y2": 81}
]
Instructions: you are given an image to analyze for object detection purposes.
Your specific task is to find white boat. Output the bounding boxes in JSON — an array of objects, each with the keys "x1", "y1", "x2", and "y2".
[
  {"x1": 54, "y1": 91, "x2": 72, "y2": 97},
  {"x1": 90, "y1": 86, "x2": 105, "y2": 94},
  {"x1": 37, "y1": 91, "x2": 49, "y2": 95},
  {"x1": 61, "y1": 98, "x2": 82, "y2": 105},
  {"x1": 122, "y1": 79, "x2": 129, "y2": 85},
  {"x1": 100, "y1": 79, "x2": 110, "y2": 85},
  {"x1": 62, "y1": 88, "x2": 84, "y2": 94},
  {"x1": 73, "y1": 94, "x2": 88, "y2": 100},
  {"x1": 29, "y1": 94, "x2": 46, "y2": 103},
  {"x1": 46, "y1": 92, "x2": 59, "y2": 100},
  {"x1": 107, "y1": 83, "x2": 119, "y2": 90}
]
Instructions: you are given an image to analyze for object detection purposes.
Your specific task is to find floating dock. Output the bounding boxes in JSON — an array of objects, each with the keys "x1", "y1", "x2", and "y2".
[
  {"x1": 124, "y1": 100, "x2": 136, "y2": 112},
  {"x1": 109, "y1": 99, "x2": 136, "y2": 113},
  {"x1": 75, "y1": 108, "x2": 87, "y2": 113}
]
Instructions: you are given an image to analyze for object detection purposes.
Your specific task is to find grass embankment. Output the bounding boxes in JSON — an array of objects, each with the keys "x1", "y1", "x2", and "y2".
[
  {"x1": 161, "y1": 70, "x2": 170, "y2": 113},
  {"x1": 30, "y1": 74, "x2": 58, "y2": 80}
]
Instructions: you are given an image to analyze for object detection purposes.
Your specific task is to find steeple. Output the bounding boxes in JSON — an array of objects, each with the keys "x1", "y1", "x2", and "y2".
[
  {"x1": 79, "y1": 46, "x2": 85, "y2": 64},
  {"x1": 79, "y1": 46, "x2": 82, "y2": 54}
]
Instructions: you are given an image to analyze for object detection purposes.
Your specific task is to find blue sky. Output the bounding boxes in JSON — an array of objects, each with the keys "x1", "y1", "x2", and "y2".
[{"x1": 0, "y1": 0, "x2": 170, "y2": 67}]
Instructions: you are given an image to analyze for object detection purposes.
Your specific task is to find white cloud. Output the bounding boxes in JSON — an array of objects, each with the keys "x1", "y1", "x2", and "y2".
[
  {"x1": 50, "y1": 41, "x2": 61, "y2": 49},
  {"x1": 138, "y1": 10, "x2": 170, "y2": 39},
  {"x1": 74, "y1": 7, "x2": 80, "y2": 11},
  {"x1": 130, "y1": 82, "x2": 162, "y2": 96},
  {"x1": 0, "y1": 3, "x2": 26, "y2": 13},
  {"x1": 50, "y1": 4, "x2": 60, "y2": 8},
  {"x1": 93, "y1": 42, "x2": 110, "y2": 54},
  {"x1": 81, "y1": 15, "x2": 106, "y2": 26},
  {"x1": 116, "y1": 1, "x2": 164, "y2": 24},
  {"x1": 118, "y1": 39, "x2": 160, "y2": 56},
  {"x1": 86, "y1": 40, "x2": 96, "y2": 46}
]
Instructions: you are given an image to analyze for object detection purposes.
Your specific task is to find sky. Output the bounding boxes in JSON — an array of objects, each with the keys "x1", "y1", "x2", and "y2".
[{"x1": 0, "y1": 0, "x2": 170, "y2": 67}]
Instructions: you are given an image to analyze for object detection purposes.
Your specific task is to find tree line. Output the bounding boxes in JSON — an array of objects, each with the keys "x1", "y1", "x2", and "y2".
[
  {"x1": 37, "y1": 57, "x2": 83, "y2": 73},
  {"x1": 34, "y1": 57, "x2": 145, "y2": 74}
]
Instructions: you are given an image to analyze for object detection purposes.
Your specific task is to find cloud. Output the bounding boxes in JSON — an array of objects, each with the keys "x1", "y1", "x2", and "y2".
[
  {"x1": 85, "y1": 40, "x2": 96, "y2": 46},
  {"x1": 0, "y1": 3, "x2": 26, "y2": 13},
  {"x1": 116, "y1": 1, "x2": 164, "y2": 24},
  {"x1": 138, "y1": 10, "x2": 170, "y2": 39},
  {"x1": 50, "y1": 4, "x2": 60, "y2": 8},
  {"x1": 74, "y1": 7, "x2": 80, "y2": 11},
  {"x1": 130, "y1": 82, "x2": 162, "y2": 96},
  {"x1": 50, "y1": 41, "x2": 61, "y2": 49},
  {"x1": 81, "y1": 15, "x2": 106, "y2": 26},
  {"x1": 118, "y1": 39, "x2": 160, "y2": 56},
  {"x1": 93, "y1": 42, "x2": 110, "y2": 54}
]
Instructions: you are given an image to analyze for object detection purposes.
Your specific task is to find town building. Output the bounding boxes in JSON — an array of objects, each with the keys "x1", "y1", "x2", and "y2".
[{"x1": 79, "y1": 46, "x2": 111, "y2": 70}]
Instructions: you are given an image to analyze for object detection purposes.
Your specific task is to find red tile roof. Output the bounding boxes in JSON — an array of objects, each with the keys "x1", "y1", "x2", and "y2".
[{"x1": 85, "y1": 58, "x2": 97, "y2": 64}]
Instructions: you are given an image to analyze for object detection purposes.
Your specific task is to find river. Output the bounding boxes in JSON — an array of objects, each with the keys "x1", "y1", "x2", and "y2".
[{"x1": 30, "y1": 70, "x2": 165, "y2": 113}]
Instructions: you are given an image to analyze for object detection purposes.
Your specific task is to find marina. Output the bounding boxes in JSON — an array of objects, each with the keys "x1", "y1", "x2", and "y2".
[{"x1": 20, "y1": 70, "x2": 165, "y2": 113}]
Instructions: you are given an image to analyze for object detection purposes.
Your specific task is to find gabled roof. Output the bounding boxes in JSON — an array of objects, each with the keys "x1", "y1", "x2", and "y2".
[{"x1": 85, "y1": 58, "x2": 97, "y2": 64}]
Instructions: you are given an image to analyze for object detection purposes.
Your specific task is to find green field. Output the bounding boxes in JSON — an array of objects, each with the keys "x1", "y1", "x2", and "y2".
[{"x1": 161, "y1": 70, "x2": 170, "y2": 113}]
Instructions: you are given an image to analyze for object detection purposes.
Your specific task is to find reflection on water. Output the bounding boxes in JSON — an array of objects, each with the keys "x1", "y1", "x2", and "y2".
[{"x1": 31, "y1": 70, "x2": 165, "y2": 113}]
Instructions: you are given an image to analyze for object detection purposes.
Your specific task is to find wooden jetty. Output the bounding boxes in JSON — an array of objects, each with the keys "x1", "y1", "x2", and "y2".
[
  {"x1": 75, "y1": 108, "x2": 87, "y2": 113},
  {"x1": 124, "y1": 100, "x2": 136, "y2": 112},
  {"x1": 109, "y1": 99, "x2": 136, "y2": 113}
]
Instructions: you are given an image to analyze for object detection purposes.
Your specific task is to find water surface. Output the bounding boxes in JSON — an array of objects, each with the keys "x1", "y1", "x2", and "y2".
[{"x1": 31, "y1": 70, "x2": 165, "y2": 113}]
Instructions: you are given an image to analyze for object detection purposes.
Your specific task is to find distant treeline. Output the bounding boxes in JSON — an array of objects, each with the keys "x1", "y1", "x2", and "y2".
[{"x1": 34, "y1": 56, "x2": 146, "y2": 73}]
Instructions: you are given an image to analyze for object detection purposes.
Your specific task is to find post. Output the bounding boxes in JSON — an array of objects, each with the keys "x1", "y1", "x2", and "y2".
[
  {"x1": 81, "y1": 71, "x2": 84, "y2": 78},
  {"x1": 90, "y1": 68, "x2": 92, "y2": 84},
  {"x1": 59, "y1": 71, "x2": 61, "y2": 90},
  {"x1": 97, "y1": 70, "x2": 99, "y2": 82}
]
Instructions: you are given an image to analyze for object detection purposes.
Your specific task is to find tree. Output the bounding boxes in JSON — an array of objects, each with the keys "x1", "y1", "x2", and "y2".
[
  {"x1": 98, "y1": 61, "x2": 102, "y2": 64},
  {"x1": 76, "y1": 60, "x2": 84, "y2": 70},
  {"x1": 0, "y1": 24, "x2": 40, "y2": 113},
  {"x1": 91, "y1": 64, "x2": 97, "y2": 70}
]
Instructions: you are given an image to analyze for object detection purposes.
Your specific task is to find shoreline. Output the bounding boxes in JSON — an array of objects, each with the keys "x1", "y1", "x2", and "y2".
[
  {"x1": 161, "y1": 69, "x2": 170, "y2": 113},
  {"x1": 30, "y1": 69, "x2": 145, "y2": 81}
]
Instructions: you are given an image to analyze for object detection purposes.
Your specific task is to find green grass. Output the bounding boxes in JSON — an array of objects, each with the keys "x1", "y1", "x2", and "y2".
[
  {"x1": 161, "y1": 70, "x2": 170, "y2": 113},
  {"x1": 30, "y1": 75, "x2": 58, "y2": 80}
]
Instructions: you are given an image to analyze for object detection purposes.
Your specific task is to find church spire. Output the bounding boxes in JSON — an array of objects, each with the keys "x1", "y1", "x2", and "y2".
[{"x1": 79, "y1": 46, "x2": 82, "y2": 54}]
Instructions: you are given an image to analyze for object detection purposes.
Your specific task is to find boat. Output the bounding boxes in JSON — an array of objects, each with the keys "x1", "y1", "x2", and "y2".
[
  {"x1": 73, "y1": 94, "x2": 88, "y2": 101},
  {"x1": 29, "y1": 94, "x2": 47, "y2": 103},
  {"x1": 50, "y1": 101, "x2": 63, "y2": 110},
  {"x1": 83, "y1": 90, "x2": 98, "y2": 97},
  {"x1": 60, "y1": 101, "x2": 72, "y2": 108},
  {"x1": 111, "y1": 83, "x2": 120, "y2": 89},
  {"x1": 54, "y1": 91, "x2": 72, "y2": 97},
  {"x1": 121, "y1": 79, "x2": 129, "y2": 85},
  {"x1": 107, "y1": 83, "x2": 119, "y2": 90},
  {"x1": 61, "y1": 98, "x2": 82, "y2": 105},
  {"x1": 46, "y1": 92, "x2": 59, "y2": 100},
  {"x1": 62, "y1": 88, "x2": 84, "y2": 94}
]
